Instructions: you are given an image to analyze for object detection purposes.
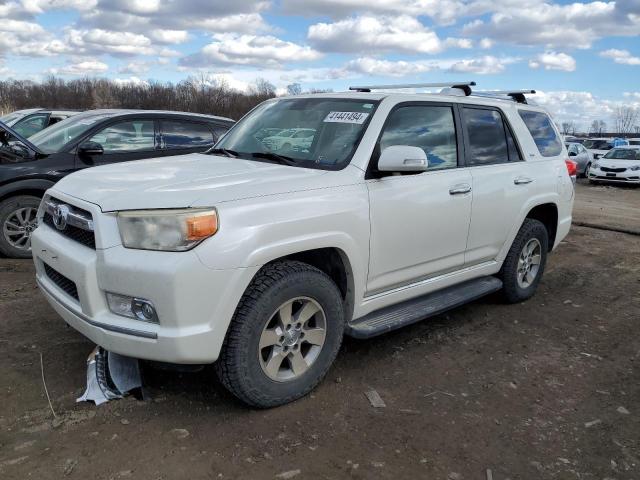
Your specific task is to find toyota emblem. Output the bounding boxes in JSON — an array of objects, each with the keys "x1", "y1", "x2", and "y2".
[{"x1": 52, "y1": 204, "x2": 70, "y2": 230}]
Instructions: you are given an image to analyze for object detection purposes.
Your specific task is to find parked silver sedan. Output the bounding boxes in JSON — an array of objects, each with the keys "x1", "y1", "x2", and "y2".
[{"x1": 566, "y1": 142, "x2": 593, "y2": 177}]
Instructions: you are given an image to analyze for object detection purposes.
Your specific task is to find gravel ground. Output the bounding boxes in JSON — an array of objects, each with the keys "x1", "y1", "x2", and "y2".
[{"x1": 0, "y1": 181, "x2": 639, "y2": 480}]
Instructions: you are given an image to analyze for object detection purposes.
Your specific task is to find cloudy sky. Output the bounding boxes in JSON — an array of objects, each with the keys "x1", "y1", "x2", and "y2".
[{"x1": 1, "y1": 0, "x2": 639, "y2": 129}]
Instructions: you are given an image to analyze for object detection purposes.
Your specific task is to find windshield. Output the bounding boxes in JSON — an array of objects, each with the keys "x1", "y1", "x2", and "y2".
[
  {"x1": 603, "y1": 148, "x2": 640, "y2": 160},
  {"x1": 583, "y1": 139, "x2": 611, "y2": 150},
  {"x1": 213, "y1": 98, "x2": 379, "y2": 169},
  {"x1": 28, "y1": 113, "x2": 112, "y2": 154}
]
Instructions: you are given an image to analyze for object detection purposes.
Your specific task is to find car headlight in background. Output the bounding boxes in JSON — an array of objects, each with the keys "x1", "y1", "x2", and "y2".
[
  {"x1": 117, "y1": 208, "x2": 218, "y2": 251},
  {"x1": 629, "y1": 165, "x2": 640, "y2": 171},
  {"x1": 592, "y1": 162, "x2": 600, "y2": 169}
]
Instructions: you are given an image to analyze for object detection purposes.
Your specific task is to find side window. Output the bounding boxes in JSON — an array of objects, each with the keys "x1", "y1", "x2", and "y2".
[
  {"x1": 379, "y1": 105, "x2": 458, "y2": 171},
  {"x1": 463, "y1": 108, "x2": 509, "y2": 165},
  {"x1": 518, "y1": 110, "x2": 562, "y2": 157},
  {"x1": 89, "y1": 120, "x2": 155, "y2": 153},
  {"x1": 162, "y1": 121, "x2": 214, "y2": 149},
  {"x1": 13, "y1": 114, "x2": 49, "y2": 138}
]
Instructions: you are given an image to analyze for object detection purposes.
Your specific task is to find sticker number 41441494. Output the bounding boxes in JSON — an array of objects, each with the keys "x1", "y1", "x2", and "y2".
[{"x1": 324, "y1": 111, "x2": 369, "y2": 124}]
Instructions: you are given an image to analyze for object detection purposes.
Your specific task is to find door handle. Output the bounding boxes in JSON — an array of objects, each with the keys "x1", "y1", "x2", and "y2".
[
  {"x1": 449, "y1": 184, "x2": 472, "y2": 195},
  {"x1": 514, "y1": 177, "x2": 533, "y2": 185}
]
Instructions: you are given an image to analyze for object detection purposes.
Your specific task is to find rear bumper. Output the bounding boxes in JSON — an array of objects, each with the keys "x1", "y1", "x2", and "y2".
[{"x1": 32, "y1": 195, "x2": 258, "y2": 364}]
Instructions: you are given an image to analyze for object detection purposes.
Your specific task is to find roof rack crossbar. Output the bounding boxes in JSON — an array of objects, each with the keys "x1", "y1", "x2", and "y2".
[
  {"x1": 349, "y1": 81, "x2": 476, "y2": 95},
  {"x1": 473, "y1": 89, "x2": 536, "y2": 104}
]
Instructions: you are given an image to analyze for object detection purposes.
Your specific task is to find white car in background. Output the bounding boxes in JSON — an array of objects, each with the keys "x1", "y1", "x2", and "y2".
[
  {"x1": 583, "y1": 138, "x2": 629, "y2": 161},
  {"x1": 262, "y1": 128, "x2": 316, "y2": 152},
  {"x1": 588, "y1": 146, "x2": 640, "y2": 184}
]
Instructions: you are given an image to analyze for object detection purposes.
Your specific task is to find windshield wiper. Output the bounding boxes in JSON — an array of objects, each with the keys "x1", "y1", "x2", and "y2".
[
  {"x1": 250, "y1": 151, "x2": 299, "y2": 166},
  {"x1": 209, "y1": 147, "x2": 239, "y2": 158}
]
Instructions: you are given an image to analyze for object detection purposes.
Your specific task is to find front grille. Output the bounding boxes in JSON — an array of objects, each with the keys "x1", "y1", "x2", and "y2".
[
  {"x1": 42, "y1": 198, "x2": 96, "y2": 249},
  {"x1": 601, "y1": 167, "x2": 626, "y2": 173},
  {"x1": 43, "y1": 213, "x2": 96, "y2": 249},
  {"x1": 43, "y1": 262, "x2": 79, "y2": 301}
]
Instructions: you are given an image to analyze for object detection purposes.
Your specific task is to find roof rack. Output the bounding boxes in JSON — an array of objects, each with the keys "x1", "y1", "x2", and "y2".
[
  {"x1": 473, "y1": 90, "x2": 536, "y2": 104},
  {"x1": 348, "y1": 81, "x2": 476, "y2": 96}
]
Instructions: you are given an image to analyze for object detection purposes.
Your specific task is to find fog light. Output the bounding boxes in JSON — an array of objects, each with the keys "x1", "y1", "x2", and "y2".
[{"x1": 106, "y1": 293, "x2": 158, "y2": 323}]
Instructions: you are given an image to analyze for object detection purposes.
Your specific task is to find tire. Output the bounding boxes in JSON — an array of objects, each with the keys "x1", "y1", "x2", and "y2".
[
  {"x1": 499, "y1": 218, "x2": 549, "y2": 304},
  {"x1": 584, "y1": 163, "x2": 591, "y2": 179},
  {"x1": 215, "y1": 260, "x2": 345, "y2": 408},
  {"x1": 0, "y1": 195, "x2": 41, "y2": 258}
]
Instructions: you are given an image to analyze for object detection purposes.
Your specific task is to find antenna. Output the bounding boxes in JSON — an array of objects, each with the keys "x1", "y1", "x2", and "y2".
[{"x1": 349, "y1": 82, "x2": 476, "y2": 96}]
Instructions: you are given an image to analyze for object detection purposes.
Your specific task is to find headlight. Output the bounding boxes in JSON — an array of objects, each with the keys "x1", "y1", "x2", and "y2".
[
  {"x1": 117, "y1": 208, "x2": 218, "y2": 251},
  {"x1": 630, "y1": 165, "x2": 640, "y2": 171},
  {"x1": 593, "y1": 162, "x2": 600, "y2": 169}
]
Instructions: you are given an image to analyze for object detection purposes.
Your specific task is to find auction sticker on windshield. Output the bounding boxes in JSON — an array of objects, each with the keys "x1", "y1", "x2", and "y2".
[{"x1": 324, "y1": 111, "x2": 369, "y2": 124}]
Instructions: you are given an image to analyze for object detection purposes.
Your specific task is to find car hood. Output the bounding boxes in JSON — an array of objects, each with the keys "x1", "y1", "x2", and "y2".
[
  {"x1": 598, "y1": 158, "x2": 640, "y2": 169},
  {"x1": 51, "y1": 153, "x2": 345, "y2": 211}
]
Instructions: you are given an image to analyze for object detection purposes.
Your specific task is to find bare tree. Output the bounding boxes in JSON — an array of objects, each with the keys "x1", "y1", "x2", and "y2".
[
  {"x1": 598, "y1": 120, "x2": 606, "y2": 135},
  {"x1": 0, "y1": 76, "x2": 278, "y2": 120},
  {"x1": 286, "y1": 83, "x2": 302, "y2": 96},
  {"x1": 613, "y1": 106, "x2": 639, "y2": 136},
  {"x1": 561, "y1": 121, "x2": 576, "y2": 135}
]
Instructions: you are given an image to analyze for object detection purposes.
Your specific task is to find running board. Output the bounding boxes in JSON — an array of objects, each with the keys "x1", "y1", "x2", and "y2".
[{"x1": 346, "y1": 277, "x2": 503, "y2": 339}]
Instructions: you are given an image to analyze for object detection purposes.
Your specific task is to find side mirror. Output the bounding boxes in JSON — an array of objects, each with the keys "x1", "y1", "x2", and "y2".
[
  {"x1": 568, "y1": 151, "x2": 577, "y2": 157},
  {"x1": 78, "y1": 141, "x2": 104, "y2": 156},
  {"x1": 378, "y1": 145, "x2": 428, "y2": 173}
]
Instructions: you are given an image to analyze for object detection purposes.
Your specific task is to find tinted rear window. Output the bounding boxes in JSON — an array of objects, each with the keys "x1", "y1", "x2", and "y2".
[{"x1": 518, "y1": 110, "x2": 562, "y2": 157}]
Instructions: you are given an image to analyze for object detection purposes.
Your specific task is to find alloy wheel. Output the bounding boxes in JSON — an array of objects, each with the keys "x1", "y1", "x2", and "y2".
[
  {"x1": 2, "y1": 207, "x2": 38, "y2": 252},
  {"x1": 517, "y1": 238, "x2": 542, "y2": 289},
  {"x1": 258, "y1": 297, "x2": 327, "y2": 382}
]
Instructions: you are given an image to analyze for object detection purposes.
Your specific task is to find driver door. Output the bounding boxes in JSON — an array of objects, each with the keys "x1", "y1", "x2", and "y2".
[{"x1": 366, "y1": 103, "x2": 472, "y2": 295}]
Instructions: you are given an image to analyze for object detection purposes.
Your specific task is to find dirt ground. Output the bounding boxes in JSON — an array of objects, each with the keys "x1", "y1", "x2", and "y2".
[{"x1": 1, "y1": 180, "x2": 639, "y2": 480}]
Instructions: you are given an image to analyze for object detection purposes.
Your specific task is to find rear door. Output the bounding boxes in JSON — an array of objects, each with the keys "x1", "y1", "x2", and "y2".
[
  {"x1": 461, "y1": 106, "x2": 534, "y2": 265},
  {"x1": 366, "y1": 102, "x2": 472, "y2": 295},
  {"x1": 78, "y1": 118, "x2": 160, "y2": 167}
]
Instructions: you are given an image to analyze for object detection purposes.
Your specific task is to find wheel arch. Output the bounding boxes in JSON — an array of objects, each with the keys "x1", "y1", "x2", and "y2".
[
  {"x1": 0, "y1": 179, "x2": 54, "y2": 203},
  {"x1": 525, "y1": 202, "x2": 558, "y2": 251},
  {"x1": 256, "y1": 247, "x2": 356, "y2": 321}
]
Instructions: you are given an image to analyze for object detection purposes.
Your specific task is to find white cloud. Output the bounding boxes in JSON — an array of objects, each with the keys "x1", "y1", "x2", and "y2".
[
  {"x1": 463, "y1": 1, "x2": 640, "y2": 49},
  {"x1": 148, "y1": 29, "x2": 189, "y2": 44},
  {"x1": 48, "y1": 60, "x2": 109, "y2": 75},
  {"x1": 308, "y1": 15, "x2": 450, "y2": 54},
  {"x1": 344, "y1": 57, "x2": 437, "y2": 76},
  {"x1": 529, "y1": 52, "x2": 576, "y2": 72},
  {"x1": 113, "y1": 76, "x2": 149, "y2": 86},
  {"x1": 448, "y1": 55, "x2": 518, "y2": 74},
  {"x1": 64, "y1": 28, "x2": 178, "y2": 56},
  {"x1": 21, "y1": 0, "x2": 98, "y2": 14},
  {"x1": 180, "y1": 34, "x2": 322, "y2": 68},
  {"x1": 535, "y1": 90, "x2": 640, "y2": 131},
  {"x1": 600, "y1": 49, "x2": 640, "y2": 65}
]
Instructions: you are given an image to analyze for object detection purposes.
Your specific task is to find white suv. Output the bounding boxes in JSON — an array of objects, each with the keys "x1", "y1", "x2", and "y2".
[{"x1": 32, "y1": 83, "x2": 574, "y2": 408}]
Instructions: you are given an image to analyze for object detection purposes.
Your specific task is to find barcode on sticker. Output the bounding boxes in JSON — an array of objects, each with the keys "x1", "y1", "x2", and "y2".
[{"x1": 324, "y1": 111, "x2": 369, "y2": 124}]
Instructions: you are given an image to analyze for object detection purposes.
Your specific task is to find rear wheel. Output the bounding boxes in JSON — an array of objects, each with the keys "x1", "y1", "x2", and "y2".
[
  {"x1": 0, "y1": 195, "x2": 41, "y2": 258},
  {"x1": 499, "y1": 219, "x2": 549, "y2": 303},
  {"x1": 216, "y1": 260, "x2": 344, "y2": 408},
  {"x1": 584, "y1": 162, "x2": 592, "y2": 179}
]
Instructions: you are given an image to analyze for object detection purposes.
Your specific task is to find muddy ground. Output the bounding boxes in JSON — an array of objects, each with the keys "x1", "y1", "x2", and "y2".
[{"x1": 1, "y1": 180, "x2": 639, "y2": 479}]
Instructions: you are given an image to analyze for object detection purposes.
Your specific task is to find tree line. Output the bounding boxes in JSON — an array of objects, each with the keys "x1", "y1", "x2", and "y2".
[
  {"x1": 0, "y1": 75, "x2": 281, "y2": 120},
  {"x1": 561, "y1": 106, "x2": 640, "y2": 137}
]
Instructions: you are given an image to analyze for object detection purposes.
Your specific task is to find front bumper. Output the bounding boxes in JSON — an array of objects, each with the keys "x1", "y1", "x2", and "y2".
[
  {"x1": 32, "y1": 192, "x2": 259, "y2": 364},
  {"x1": 587, "y1": 170, "x2": 640, "y2": 184}
]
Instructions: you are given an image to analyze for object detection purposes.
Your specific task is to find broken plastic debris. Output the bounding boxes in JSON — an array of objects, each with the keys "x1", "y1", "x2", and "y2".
[{"x1": 77, "y1": 346, "x2": 142, "y2": 406}]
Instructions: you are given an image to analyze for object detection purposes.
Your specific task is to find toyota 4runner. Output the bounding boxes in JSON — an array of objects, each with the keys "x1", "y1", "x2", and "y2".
[{"x1": 31, "y1": 83, "x2": 574, "y2": 408}]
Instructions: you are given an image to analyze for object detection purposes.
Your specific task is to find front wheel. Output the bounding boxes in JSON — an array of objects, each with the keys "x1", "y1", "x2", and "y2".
[
  {"x1": 499, "y1": 219, "x2": 549, "y2": 304},
  {"x1": 216, "y1": 261, "x2": 344, "y2": 408},
  {"x1": 0, "y1": 195, "x2": 41, "y2": 258}
]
